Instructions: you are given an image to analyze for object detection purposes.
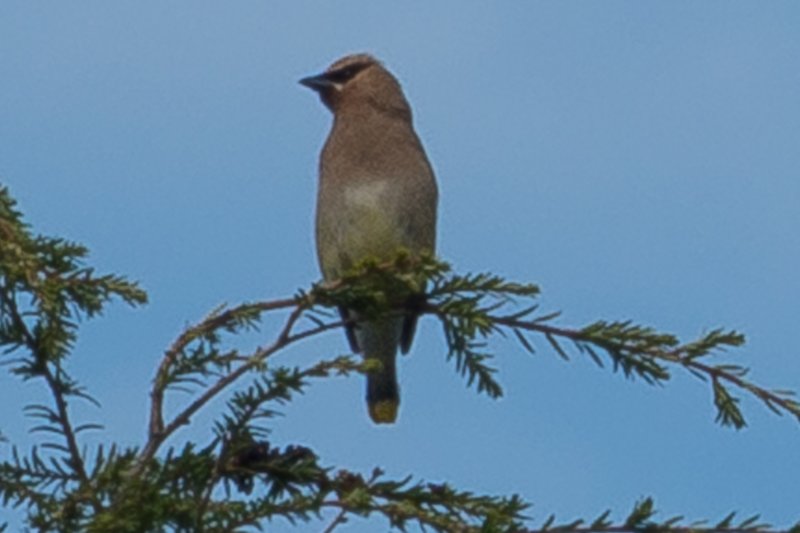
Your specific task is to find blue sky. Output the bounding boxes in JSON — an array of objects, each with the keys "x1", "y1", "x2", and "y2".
[{"x1": 2, "y1": 2, "x2": 799, "y2": 530}]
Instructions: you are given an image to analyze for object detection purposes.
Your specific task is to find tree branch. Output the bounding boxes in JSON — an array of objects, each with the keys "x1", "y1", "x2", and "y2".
[
  {"x1": 148, "y1": 297, "x2": 298, "y2": 439},
  {"x1": 137, "y1": 301, "x2": 345, "y2": 472},
  {"x1": 491, "y1": 313, "x2": 799, "y2": 426},
  {"x1": 1, "y1": 287, "x2": 98, "y2": 511}
]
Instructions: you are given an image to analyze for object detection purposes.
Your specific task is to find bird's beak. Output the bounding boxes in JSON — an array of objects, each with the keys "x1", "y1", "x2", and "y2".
[{"x1": 299, "y1": 73, "x2": 334, "y2": 92}]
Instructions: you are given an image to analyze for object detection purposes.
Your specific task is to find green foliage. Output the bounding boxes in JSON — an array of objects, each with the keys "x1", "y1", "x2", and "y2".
[
  {"x1": 311, "y1": 254, "x2": 540, "y2": 399},
  {"x1": 533, "y1": 497, "x2": 776, "y2": 533},
  {"x1": 311, "y1": 252, "x2": 799, "y2": 430},
  {"x1": 0, "y1": 187, "x2": 146, "y2": 366},
  {"x1": 2, "y1": 185, "x2": 799, "y2": 531},
  {"x1": 0, "y1": 185, "x2": 147, "y2": 531},
  {"x1": 428, "y1": 269, "x2": 539, "y2": 398}
]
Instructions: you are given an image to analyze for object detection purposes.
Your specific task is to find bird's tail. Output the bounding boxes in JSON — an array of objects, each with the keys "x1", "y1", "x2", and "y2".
[{"x1": 357, "y1": 317, "x2": 402, "y2": 424}]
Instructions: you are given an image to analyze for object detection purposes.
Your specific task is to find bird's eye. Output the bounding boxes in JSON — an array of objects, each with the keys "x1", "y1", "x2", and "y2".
[{"x1": 328, "y1": 64, "x2": 364, "y2": 84}]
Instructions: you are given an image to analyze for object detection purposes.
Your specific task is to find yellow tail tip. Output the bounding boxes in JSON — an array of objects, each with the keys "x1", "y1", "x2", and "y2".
[{"x1": 369, "y1": 400, "x2": 398, "y2": 424}]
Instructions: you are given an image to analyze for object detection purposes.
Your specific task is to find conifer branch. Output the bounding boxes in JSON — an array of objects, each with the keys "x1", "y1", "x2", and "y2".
[
  {"x1": 519, "y1": 497, "x2": 799, "y2": 533},
  {"x1": 3, "y1": 186, "x2": 799, "y2": 530}
]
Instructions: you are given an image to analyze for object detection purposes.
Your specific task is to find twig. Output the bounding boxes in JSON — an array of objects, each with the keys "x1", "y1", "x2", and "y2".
[
  {"x1": 136, "y1": 304, "x2": 344, "y2": 472},
  {"x1": 149, "y1": 298, "x2": 298, "y2": 439},
  {"x1": 2, "y1": 288, "x2": 100, "y2": 512},
  {"x1": 321, "y1": 507, "x2": 349, "y2": 533},
  {"x1": 490, "y1": 314, "x2": 800, "y2": 422},
  {"x1": 516, "y1": 524, "x2": 793, "y2": 533}
]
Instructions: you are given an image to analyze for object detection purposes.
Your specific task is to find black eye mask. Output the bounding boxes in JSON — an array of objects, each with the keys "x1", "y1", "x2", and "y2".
[{"x1": 326, "y1": 62, "x2": 370, "y2": 84}]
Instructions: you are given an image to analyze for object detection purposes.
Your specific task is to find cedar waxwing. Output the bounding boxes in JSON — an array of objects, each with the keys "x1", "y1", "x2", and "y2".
[{"x1": 300, "y1": 54, "x2": 438, "y2": 424}]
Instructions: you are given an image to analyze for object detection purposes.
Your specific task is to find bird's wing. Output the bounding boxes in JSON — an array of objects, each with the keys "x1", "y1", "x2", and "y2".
[
  {"x1": 399, "y1": 314, "x2": 418, "y2": 355},
  {"x1": 399, "y1": 292, "x2": 426, "y2": 355},
  {"x1": 338, "y1": 306, "x2": 361, "y2": 353}
]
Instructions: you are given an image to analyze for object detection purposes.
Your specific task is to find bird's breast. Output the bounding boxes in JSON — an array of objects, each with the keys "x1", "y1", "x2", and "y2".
[
  {"x1": 343, "y1": 178, "x2": 391, "y2": 208},
  {"x1": 317, "y1": 176, "x2": 416, "y2": 278}
]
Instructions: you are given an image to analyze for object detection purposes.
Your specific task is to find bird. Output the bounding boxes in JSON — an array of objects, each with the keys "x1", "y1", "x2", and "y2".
[{"x1": 300, "y1": 54, "x2": 438, "y2": 424}]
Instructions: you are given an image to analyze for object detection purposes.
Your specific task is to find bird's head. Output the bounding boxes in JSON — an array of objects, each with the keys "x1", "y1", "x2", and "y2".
[{"x1": 300, "y1": 53, "x2": 412, "y2": 119}]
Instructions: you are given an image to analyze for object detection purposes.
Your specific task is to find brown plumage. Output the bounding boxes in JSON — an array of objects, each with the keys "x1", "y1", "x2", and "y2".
[{"x1": 300, "y1": 54, "x2": 438, "y2": 423}]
